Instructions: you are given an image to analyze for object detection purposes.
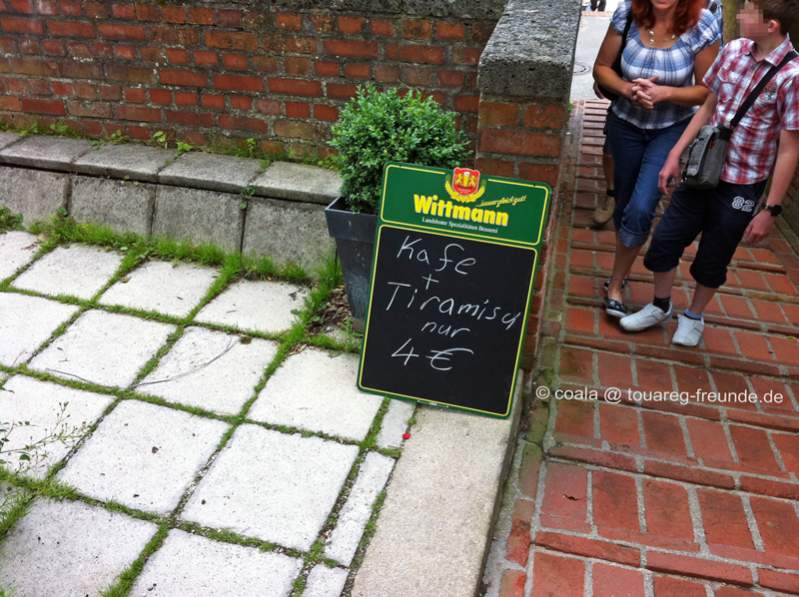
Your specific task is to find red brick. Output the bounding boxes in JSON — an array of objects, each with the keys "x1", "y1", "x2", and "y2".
[
  {"x1": 643, "y1": 478, "x2": 695, "y2": 549},
  {"x1": 213, "y1": 74, "x2": 263, "y2": 92},
  {"x1": 506, "y1": 498, "x2": 534, "y2": 566},
  {"x1": 2, "y1": 15, "x2": 43, "y2": 33},
  {"x1": 315, "y1": 60, "x2": 339, "y2": 77},
  {"x1": 161, "y1": 68, "x2": 207, "y2": 88},
  {"x1": 194, "y1": 50, "x2": 218, "y2": 67},
  {"x1": 403, "y1": 18, "x2": 432, "y2": 39},
  {"x1": 697, "y1": 487, "x2": 755, "y2": 556},
  {"x1": 719, "y1": 294, "x2": 756, "y2": 319},
  {"x1": 436, "y1": 21, "x2": 466, "y2": 40},
  {"x1": 187, "y1": 7, "x2": 214, "y2": 25},
  {"x1": 326, "y1": 82, "x2": 357, "y2": 100},
  {"x1": 274, "y1": 120, "x2": 316, "y2": 139},
  {"x1": 652, "y1": 575, "x2": 707, "y2": 597},
  {"x1": 7, "y1": 0, "x2": 32, "y2": 12},
  {"x1": 478, "y1": 101, "x2": 519, "y2": 127},
  {"x1": 162, "y1": 5, "x2": 185, "y2": 23},
  {"x1": 553, "y1": 399, "x2": 594, "y2": 442},
  {"x1": 540, "y1": 462, "x2": 590, "y2": 533},
  {"x1": 370, "y1": 18, "x2": 394, "y2": 36},
  {"x1": 749, "y1": 495, "x2": 799, "y2": 559},
  {"x1": 337, "y1": 15, "x2": 365, "y2": 34},
  {"x1": 475, "y1": 157, "x2": 514, "y2": 177},
  {"x1": 175, "y1": 91, "x2": 198, "y2": 106},
  {"x1": 98, "y1": 23, "x2": 146, "y2": 40},
  {"x1": 218, "y1": 115, "x2": 268, "y2": 133},
  {"x1": 285, "y1": 101, "x2": 310, "y2": 118},
  {"x1": 387, "y1": 43, "x2": 446, "y2": 64},
  {"x1": 166, "y1": 110, "x2": 213, "y2": 127},
  {"x1": 123, "y1": 87, "x2": 145, "y2": 103},
  {"x1": 525, "y1": 104, "x2": 568, "y2": 129},
  {"x1": 213, "y1": 53, "x2": 244, "y2": 71},
  {"x1": 641, "y1": 411, "x2": 688, "y2": 460},
  {"x1": 228, "y1": 96, "x2": 251, "y2": 110},
  {"x1": 729, "y1": 424, "x2": 782, "y2": 474},
  {"x1": 701, "y1": 327, "x2": 739, "y2": 358},
  {"x1": 217, "y1": 9, "x2": 241, "y2": 28},
  {"x1": 518, "y1": 163, "x2": 560, "y2": 187},
  {"x1": 765, "y1": 272, "x2": 796, "y2": 295},
  {"x1": 255, "y1": 99, "x2": 280, "y2": 115},
  {"x1": 269, "y1": 78, "x2": 322, "y2": 97},
  {"x1": 114, "y1": 105, "x2": 161, "y2": 122},
  {"x1": 149, "y1": 89, "x2": 172, "y2": 105},
  {"x1": 673, "y1": 364, "x2": 712, "y2": 393},
  {"x1": 534, "y1": 530, "x2": 641, "y2": 566},
  {"x1": 454, "y1": 94, "x2": 479, "y2": 113},
  {"x1": 592, "y1": 562, "x2": 645, "y2": 597},
  {"x1": 686, "y1": 418, "x2": 736, "y2": 469},
  {"x1": 284, "y1": 56, "x2": 311, "y2": 76},
  {"x1": 165, "y1": 48, "x2": 189, "y2": 65},
  {"x1": 558, "y1": 346, "x2": 593, "y2": 385},
  {"x1": 344, "y1": 63, "x2": 370, "y2": 79},
  {"x1": 565, "y1": 306, "x2": 594, "y2": 335},
  {"x1": 275, "y1": 12, "x2": 302, "y2": 31},
  {"x1": 113, "y1": 45, "x2": 136, "y2": 60},
  {"x1": 499, "y1": 569, "x2": 525, "y2": 597},
  {"x1": 759, "y1": 568, "x2": 799, "y2": 594},
  {"x1": 313, "y1": 104, "x2": 338, "y2": 121},
  {"x1": 592, "y1": 470, "x2": 640, "y2": 540},
  {"x1": 751, "y1": 298, "x2": 787, "y2": 324},
  {"x1": 479, "y1": 129, "x2": 561, "y2": 158},
  {"x1": 0, "y1": 95, "x2": 22, "y2": 111},
  {"x1": 47, "y1": 19, "x2": 94, "y2": 37},
  {"x1": 200, "y1": 94, "x2": 224, "y2": 110},
  {"x1": 646, "y1": 551, "x2": 752, "y2": 585},
  {"x1": 453, "y1": 46, "x2": 482, "y2": 65},
  {"x1": 205, "y1": 30, "x2": 257, "y2": 51},
  {"x1": 324, "y1": 39, "x2": 378, "y2": 59},
  {"x1": 599, "y1": 403, "x2": 639, "y2": 449},
  {"x1": 42, "y1": 39, "x2": 65, "y2": 55},
  {"x1": 438, "y1": 70, "x2": 465, "y2": 87},
  {"x1": 770, "y1": 335, "x2": 799, "y2": 366},
  {"x1": 20, "y1": 98, "x2": 65, "y2": 115},
  {"x1": 597, "y1": 351, "x2": 633, "y2": 391},
  {"x1": 530, "y1": 550, "x2": 585, "y2": 596}
]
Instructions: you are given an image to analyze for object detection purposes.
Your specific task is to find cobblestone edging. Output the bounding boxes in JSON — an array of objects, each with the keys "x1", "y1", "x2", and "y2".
[{"x1": 0, "y1": 132, "x2": 340, "y2": 273}]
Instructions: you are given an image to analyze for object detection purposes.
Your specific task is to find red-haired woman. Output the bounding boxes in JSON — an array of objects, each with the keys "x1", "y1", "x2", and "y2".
[{"x1": 593, "y1": 0, "x2": 720, "y2": 319}]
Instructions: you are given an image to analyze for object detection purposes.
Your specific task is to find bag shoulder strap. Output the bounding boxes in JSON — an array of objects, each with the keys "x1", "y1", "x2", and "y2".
[
  {"x1": 621, "y1": 13, "x2": 633, "y2": 47},
  {"x1": 729, "y1": 50, "x2": 798, "y2": 130}
]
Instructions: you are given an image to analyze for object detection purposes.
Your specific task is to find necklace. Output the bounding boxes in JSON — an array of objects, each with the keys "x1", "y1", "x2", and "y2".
[{"x1": 648, "y1": 28, "x2": 676, "y2": 46}]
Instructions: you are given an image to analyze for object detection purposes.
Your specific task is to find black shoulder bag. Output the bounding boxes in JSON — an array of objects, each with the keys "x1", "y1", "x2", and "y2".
[
  {"x1": 683, "y1": 50, "x2": 798, "y2": 190},
  {"x1": 598, "y1": 13, "x2": 633, "y2": 102}
]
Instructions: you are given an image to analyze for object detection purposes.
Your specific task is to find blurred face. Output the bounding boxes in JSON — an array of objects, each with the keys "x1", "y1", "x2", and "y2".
[
  {"x1": 737, "y1": 1, "x2": 777, "y2": 37},
  {"x1": 650, "y1": 0, "x2": 679, "y2": 11}
]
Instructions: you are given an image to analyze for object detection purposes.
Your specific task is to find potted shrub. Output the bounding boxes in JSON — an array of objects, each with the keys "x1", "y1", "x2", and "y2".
[{"x1": 325, "y1": 85, "x2": 469, "y2": 329}]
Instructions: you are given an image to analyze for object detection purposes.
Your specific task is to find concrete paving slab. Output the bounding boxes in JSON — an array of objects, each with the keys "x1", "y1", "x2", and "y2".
[
  {"x1": 325, "y1": 452, "x2": 394, "y2": 566},
  {"x1": 0, "y1": 132, "x2": 21, "y2": 151},
  {"x1": 0, "y1": 293, "x2": 78, "y2": 367},
  {"x1": 0, "y1": 498, "x2": 156, "y2": 597},
  {"x1": 249, "y1": 348, "x2": 382, "y2": 441},
  {"x1": 0, "y1": 166, "x2": 69, "y2": 224},
  {"x1": 352, "y1": 387, "x2": 521, "y2": 597},
  {"x1": 0, "y1": 375, "x2": 112, "y2": 479},
  {"x1": 131, "y1": 529, "x2": 301, "y2": 596},
  {"x1": 137, "y1": 327, "x2": 278, "y2": 416},
  {"x1": 58, "y1": 400, "x2": 227, "y2": 514},
  {"x1": 29, "y1": 309, "x2": 175, "y2": 388},
  {"x1": 0, "y1": 231, "x2": 39, "y2": 281},
  {"x1": 12, "y1": 244, "x2": 122, "y2": 300},
  {"x1": 70, "y1": 176, "x2": 154, "y2": 236},
  {"x1": 242, "y1": 197, "x2": 333, "y2": 273},
  {"x1": 73, "y1": 143, "x2": 176, "y2": 182},
  {"x1": 152, "y1": 186, "x2": 244, "y2": 253},
  {"x1": 158, "y1": 152, "x2": 262, "y2": 193},
  {"x1": 305, "y1": 565, "x2": 348, "y2": 597},
  {"x1": 100, "y1": 260, "x2": 217, "y2": 318},
  {"x1": 252, "y1": 161, "x2": 341, "y2": 205},
  {"x1": 182, "y1": 425, "x2": 358, "y2": 551},
  {"x1": 377, "y1": 399, "x2": 415, "y2": 449},
  {"x1": 0, "y1": 135, "x2": 91, "y2": 170},
  {"x1": 195, "y1": 279, "x2": 307, "y2": 335}
]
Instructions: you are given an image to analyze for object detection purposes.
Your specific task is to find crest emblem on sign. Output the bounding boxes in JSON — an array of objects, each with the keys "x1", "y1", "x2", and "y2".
[{"x1": 445, "y1": 167, "x2": 486, "y2": 203}]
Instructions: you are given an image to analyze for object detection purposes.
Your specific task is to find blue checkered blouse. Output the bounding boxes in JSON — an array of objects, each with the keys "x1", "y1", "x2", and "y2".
[{"x1": 611, "y1": 1, "x2": 720, "y2": 129}]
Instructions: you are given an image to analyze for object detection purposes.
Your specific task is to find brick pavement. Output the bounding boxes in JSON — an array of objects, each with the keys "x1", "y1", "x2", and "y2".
[{"x1": 486, "y1": 100, "x2": 799, "y2": 597}]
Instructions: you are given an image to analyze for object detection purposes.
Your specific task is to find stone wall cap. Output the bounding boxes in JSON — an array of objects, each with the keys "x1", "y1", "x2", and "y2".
[
  {"x1": 158, "y1": 152, "x2": 263, "y2": 194},
  {"x1": 269, "y1": 0, "x2": 506, "y2": 18},
  {"x1": 478, "y1": 0, "x2": 580, "y2": 99},
  {"x1": 0, "y1": 136, "x2": 92, "y2": 172},
  {"x1": 74, "y1": 144, "x2": 176, "y2": 183},
  {"x1": 252, "y1": 161, "x2": 342, "y2": 205},
  {"x1": 0, "y1": 132, "x2": 21, "y2": 152}
]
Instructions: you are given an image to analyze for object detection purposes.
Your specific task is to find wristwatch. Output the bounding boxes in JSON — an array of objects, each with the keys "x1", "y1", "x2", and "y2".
[{"x1": 765, "y1": 204, "x2": 783, "y2": 217}]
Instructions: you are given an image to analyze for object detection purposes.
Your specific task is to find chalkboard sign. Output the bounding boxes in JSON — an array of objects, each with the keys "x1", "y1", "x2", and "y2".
[{"x1": 358, "y1": 163, "x2": 551, "y2": 418}]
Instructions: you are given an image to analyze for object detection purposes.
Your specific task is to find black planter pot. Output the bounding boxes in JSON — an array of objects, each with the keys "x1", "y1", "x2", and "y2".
[{"x1": 324, "y1": 197, "x2": 377, "y2": 330}]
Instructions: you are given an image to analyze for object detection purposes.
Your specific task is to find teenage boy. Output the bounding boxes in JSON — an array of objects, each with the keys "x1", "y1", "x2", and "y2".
[{"x1": 619, "y1": 0, "x2": 799, "y2": 347}]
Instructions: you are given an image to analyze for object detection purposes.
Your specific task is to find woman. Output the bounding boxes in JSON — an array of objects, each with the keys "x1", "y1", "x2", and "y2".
[{"x1": 593, "y1": 0, "x2": 720, "y2": 318}]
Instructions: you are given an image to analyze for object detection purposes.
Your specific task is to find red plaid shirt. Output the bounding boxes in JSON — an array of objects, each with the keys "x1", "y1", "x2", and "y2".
[{"x1": 703, "y1": 37, "x2": 799, "y2": 184}]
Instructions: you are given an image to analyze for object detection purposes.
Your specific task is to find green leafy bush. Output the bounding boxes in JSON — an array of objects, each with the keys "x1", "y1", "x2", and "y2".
[{"x1": 329, "y1": 85, "x2": 469, "y2": 213}]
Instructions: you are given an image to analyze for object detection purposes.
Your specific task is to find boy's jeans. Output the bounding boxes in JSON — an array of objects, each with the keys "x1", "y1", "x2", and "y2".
[{"x1": 606, "y1": 110, "x2": 688, "y2": 248}]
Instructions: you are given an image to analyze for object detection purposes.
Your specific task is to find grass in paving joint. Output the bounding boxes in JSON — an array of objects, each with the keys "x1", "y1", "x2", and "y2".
[{"x1": 0, "y1": 218, "x2": 404, "y2": 594}]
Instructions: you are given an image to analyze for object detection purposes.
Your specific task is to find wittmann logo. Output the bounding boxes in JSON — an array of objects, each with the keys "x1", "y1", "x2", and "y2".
[{"x1": 445, "y1": 167, "x2": 486, "y2": 203}]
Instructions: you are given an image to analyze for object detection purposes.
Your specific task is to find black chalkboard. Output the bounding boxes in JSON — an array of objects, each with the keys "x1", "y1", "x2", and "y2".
[{"x1": 358, "y1": 224, "x2": 537, "y2": 417}]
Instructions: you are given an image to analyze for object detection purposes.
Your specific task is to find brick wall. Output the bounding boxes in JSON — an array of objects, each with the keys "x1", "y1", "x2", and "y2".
[{"x1": 0, "y1": 0, "x2": 500, "y2": 156}]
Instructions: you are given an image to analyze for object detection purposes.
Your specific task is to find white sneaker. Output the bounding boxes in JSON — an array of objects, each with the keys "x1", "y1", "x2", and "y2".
[
  {"x1": 619, "y1": 302, "x2": 673, "y2": 332},
  {"x1": 672, "y1": 313, "x2": 704, "y2": 347}
]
